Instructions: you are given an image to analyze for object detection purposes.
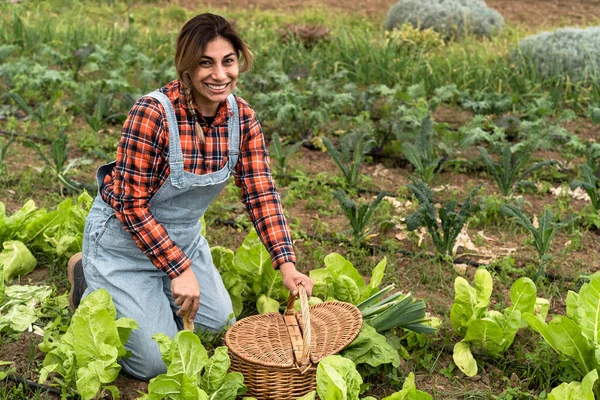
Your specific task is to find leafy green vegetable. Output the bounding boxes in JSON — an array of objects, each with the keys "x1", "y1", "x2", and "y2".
[
  {"x1": 548, "y1": 369, "x2": 597, "y2": 400},
  {"x1": 500, "y1": 205, "x2": 571, "y2": 280},
  {"x1": 402, "y1": 116, "x2": 452, "y2": 184},
  {"x1": 523, "y1": 271, "x2": 600, "y2": 378},
  {"x1": 1, "y1": 240, "x2": 37, "y2": 282},
  {"x1": 478, "y1": 144, "x2": 556, "y2": 197},
  {"x1": 140, "y1": 331, "x2": 246, "y2": 400},
  {"x1": 322, "y1": 134, "x2": 376, "y2": 188},
  {"x1": 405, "y1": 179, "x2": 481, "y2": 257},
  {"x1": 38, "y1": 289, "x2": 138, "y2": 400},
  {"x1": 450, "y1": 269, "x2": 545, "y2": 376},
  {"x1": 316, "y1": 355, "x2": 362, "y2": 400},
  {"x1": 571, "y1": 164, "x2": 600, "y2": 211},
  {"x1": 381, "y1": 372, "x2": 432, "y2": 400},
  {"x1": 333, "y1": 189, "x2": 386, "y2": 242},
  {"x1": 0, "y1": 284, "x2": 53, "y2": 332},
  {"x1": 341, "y1": 323, "x2": 400, "y2": 369},
  {"x1": 211, "y1": 229, "x2": 288, "y2": 316}
]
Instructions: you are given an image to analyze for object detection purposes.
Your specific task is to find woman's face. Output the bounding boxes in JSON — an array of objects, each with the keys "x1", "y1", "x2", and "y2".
[{"x1": 190, "y1": 36, "x2": 239, "y2": 116}]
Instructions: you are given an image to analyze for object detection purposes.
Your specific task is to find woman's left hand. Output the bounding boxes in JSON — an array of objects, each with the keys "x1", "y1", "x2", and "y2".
[{"x1": 280, "y1": 262, "x2": 314, "y2": 297}]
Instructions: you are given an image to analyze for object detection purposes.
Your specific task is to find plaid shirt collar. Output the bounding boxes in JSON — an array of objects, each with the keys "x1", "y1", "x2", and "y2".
[{"x1": 174, "y1": 79, "x2": 233, "y2": 125}]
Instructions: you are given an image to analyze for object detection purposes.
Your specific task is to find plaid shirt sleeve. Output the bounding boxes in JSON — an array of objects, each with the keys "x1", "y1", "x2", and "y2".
[
  {"x1": 109, "y1": 97, "x2": 192, "y2": 278},
  {"x1": 234, "y1": 103, "x2": 296, "y2": 268}
]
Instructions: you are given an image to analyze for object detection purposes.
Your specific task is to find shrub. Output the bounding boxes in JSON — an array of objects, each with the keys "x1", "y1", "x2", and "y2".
[
  {"x1": 513, "y1": 26, "x2": 600, "y2": 82},
  {"x1": 384, "y1": 0, "x2": 504, "y2": 40}
]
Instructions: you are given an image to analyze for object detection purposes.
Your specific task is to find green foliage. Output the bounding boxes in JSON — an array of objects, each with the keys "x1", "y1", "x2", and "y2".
[
  {"x1": 341, "y1": 323, "x2": 401, "y2": 371},
  {"x1": 38, "y1": 289, "x2": 138, "y2": 400},
  {"x1": 0, "y1": 192, "x2": 93, "y2": 266},
  {"x1": 323, "y1": 133, "x2": 376, "y2": 188},
  {"x1": 9, "y1": 92, "x2": 57, "y2": 127},
  {"x1": 513, "y1": 26, "x2": 600, "y2": 82},
  {"x1": 333, "y1": 189, "x2": 385, "y2": 241},
  {"x1": 0, "y1": 284, "x2": 56, "y2": 333},
  {"x1": 22, "y1": 130, "x2": 92, "y2": 193},
  {"x1": 547, "y1": 369, "x2": 598, "y2": 400},
  {"x1": 402, "y1": 116, "x2": 451, "y2": 183},
  {"x1": 405, "y1": 180, "x2": 481, "y2": 257},
  {"x1": 500, "y1": 205, "x2": 570, "y2": 279},
  {"x1": 450, "y1": 269, "x2": 547, "y2": 376},
  {"x1": 523, "y1": 271, "x2": 600, "y2": 384},
  {"x1": 478, "y1": 144, "x2": 556, "y2": 197},
  {"x1": 315, "y1": 355, "x2": 362, "y2": 400},
  {"x1": 0, "y1": 240, "x2": 37, "y2": 283},
  {"x1": 269, "y1": 132, "x2": 303, "y2": 176},
  {"x1": 211, "y1": 229, "x2": 288, "y2": 316},
  {"x1": 0, "y1": 135, "x2": 15, "y2": 177},
  {"x1": 385, "y1": 0, "x2": 505, "y2": 39},
  {"x1": 139, "y1": 331, "x2": 246, "y2": 400},
  {"x1": 570, "y1": 164, "x2": 600, "y2": 211}
]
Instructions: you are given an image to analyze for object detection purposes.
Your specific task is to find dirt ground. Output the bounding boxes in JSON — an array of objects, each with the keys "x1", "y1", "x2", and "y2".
[{"x1": 177, "y1": 0, "x2": 600, "y2": 28}]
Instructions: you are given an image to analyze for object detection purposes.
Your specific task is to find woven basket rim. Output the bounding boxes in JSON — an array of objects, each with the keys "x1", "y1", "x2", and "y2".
[{"x1": 225, "y1": 300, "x2": 362, "y2": 368}]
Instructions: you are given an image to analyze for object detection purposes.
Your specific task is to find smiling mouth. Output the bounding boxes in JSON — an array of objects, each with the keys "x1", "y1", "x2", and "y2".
[{"x1": 205, "y1": 83, "x2": 229, "y2": 90}]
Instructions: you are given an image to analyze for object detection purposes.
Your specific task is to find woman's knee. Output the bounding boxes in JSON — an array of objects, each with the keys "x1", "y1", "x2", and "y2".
[{"x1": 119, "y1": 345, "x2": 166, "y2": 381}]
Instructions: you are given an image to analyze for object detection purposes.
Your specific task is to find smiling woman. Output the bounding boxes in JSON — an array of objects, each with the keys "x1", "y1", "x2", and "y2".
[{"x1": 67, "y1": 12, "x2": 314, "y2": 381}]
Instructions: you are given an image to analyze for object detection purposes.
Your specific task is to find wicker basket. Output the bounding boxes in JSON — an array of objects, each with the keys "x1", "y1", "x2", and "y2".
[{"x1": 225, "y1": 284, "x2": 362, "y2": 400}]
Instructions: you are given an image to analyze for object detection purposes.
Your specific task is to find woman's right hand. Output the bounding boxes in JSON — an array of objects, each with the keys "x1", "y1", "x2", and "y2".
[{"x1": 171, "y1": 268, "x2": 200, "y2": 324}]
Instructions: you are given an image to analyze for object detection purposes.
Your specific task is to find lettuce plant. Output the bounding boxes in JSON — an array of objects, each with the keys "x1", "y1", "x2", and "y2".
[
  {"x1": 1, "y1": 240, "x2": 37, "y2": 282},
  {"x1": 0, "y1": 279, "x2": 55, "y2": 333},
  {"x1": 405, "y1": 179, "x2": 481, "y2": 257},
  {"x1": 139, "y1": 331, "x2": 246, "y2": 400},
  {"x1": 310, "y1": 254, "x2": 434, "y2": 334},
  {"x1": 523, "y1": 272, "x2": 600, "y2": 382},
  {"x1": 38, "y1": 289, "x2": 138, "y2": 400},
  {"x1": 211, "y1": 229, "x2": 288, "y2": 316},
  {"x1": 385, "y1": 0, "x2": 504, "y2": 39},
  {"x1": 548, "y1": 369, "x2": 598, "y2": 400},
  {"x1": 451, "y1": 269, "x2": 548, "y2": 376}
]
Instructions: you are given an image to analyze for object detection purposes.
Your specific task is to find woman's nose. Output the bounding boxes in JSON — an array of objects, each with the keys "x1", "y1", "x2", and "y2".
[{"x1": 212, "y1": 64, "x2": 227, "y2": 80}]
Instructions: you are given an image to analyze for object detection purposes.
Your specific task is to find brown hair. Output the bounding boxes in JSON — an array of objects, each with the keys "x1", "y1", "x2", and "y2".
[{"x1": 175, "y1": 13, "x2": 254, "y2": 142}]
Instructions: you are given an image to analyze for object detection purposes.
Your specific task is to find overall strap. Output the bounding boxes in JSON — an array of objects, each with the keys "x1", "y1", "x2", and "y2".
[
  {"x1": 226, "y1": 94, "x2": 241, "y2": 172},
  {"x1": 145, "y1": 91, "x2": 185, "y2": 189}
]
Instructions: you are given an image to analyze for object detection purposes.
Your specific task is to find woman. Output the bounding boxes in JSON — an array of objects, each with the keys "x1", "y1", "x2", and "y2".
[{"x1": 68, "y1": 13, "x2": 314, "y2": 380}]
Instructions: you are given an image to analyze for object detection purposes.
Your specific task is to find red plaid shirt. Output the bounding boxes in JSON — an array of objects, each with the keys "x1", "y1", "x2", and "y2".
[{"x1": 100, "y1": 80, "x2": 295, "y2": 278}]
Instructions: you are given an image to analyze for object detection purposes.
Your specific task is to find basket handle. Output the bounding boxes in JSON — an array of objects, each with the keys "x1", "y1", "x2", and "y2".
[{"x1": 285, "y1": 283, "x2": 311, "y2": 369}]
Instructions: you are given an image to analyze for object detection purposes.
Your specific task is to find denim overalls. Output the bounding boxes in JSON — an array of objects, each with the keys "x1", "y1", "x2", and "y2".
[{"x1": 82, "y1": 91, "x2": 237, "y2": 380}]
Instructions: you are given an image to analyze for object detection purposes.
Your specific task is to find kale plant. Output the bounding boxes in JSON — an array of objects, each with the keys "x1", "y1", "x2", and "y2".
[
  {"x1": 333, "y1": 189, "x2": 386, "y2": 242},
  {"x1": 322, "y1": 132, "x2": 376, "y2": 188},
  {"x1": 500, "y1": 205, "x2": 571, "y2": 280},
  {"x1": 268, "y1": 132, "x2": 303, "y2": 176},
  {"x1": 402, "y1": 116, "x2": 452, "y2": 184},
  {"x1": 571, "y1": 164, "x2": 600, "y2": 212},
  {"x1": 513, "y1": 26, "x2": 600, "y2": 82},
  {"x1": 0, "y1": 135, "x2": 15, "y2": 177},
  {"x1": 478, "y1": 144, "x2": 556, "y2": 197},
  {"x1": 405, "y1": 179, "x2": 481, "y2": 257},
  {"x1": 385, "y1": 0, "x2": 505, "y2": 39}
]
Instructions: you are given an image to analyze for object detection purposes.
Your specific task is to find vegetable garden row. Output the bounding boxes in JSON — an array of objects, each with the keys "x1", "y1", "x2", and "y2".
[{"x1": 1, "y1": 0, "x2": 600, "y2": 399}]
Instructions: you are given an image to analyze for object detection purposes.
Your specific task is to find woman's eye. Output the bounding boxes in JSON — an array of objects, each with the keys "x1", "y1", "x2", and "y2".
[
  {"x1": 200, "y1": 61, "x2": 211, "y2": 66},
  {"x1": 224, "y1": 58, "x2": 235, "y2": 64}
]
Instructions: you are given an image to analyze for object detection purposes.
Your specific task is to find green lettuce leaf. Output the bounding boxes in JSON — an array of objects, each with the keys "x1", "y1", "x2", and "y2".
[
  {"x1": 1, "y1": 240, "x2": 37, "y2": 282},
  {"x1": 381, "y1": 372, "x2": 432, "y2": 400},
  {"x1": 341, "y1": 323, "x2": 400, "y2": 368},
  {"x1": 548, "y1": 369, "x2": 597, "y2": 400},
  {"x1": 453, "y1": 341, "x2": 477, "y2": 377},
  {"x1": 316, "y1": 355, "x2": 362, "y2": 400}
]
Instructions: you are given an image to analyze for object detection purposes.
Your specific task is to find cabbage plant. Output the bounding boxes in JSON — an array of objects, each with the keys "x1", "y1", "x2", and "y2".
[{"x1": 385, "y1": 0, "x2": 504, "y2": 39}]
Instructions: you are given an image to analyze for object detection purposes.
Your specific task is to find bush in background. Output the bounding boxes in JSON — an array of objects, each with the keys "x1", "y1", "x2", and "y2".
[
  {"x1": 384, "y1": 0, "x2": 505, "y2": 39},
  {"x1": 513, "y1": 26, "x2": 600, "y2": 82}
]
